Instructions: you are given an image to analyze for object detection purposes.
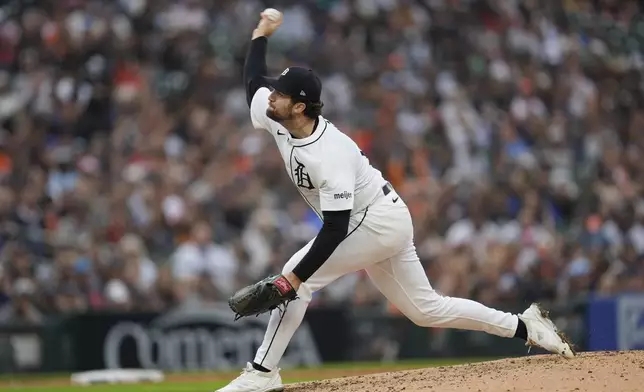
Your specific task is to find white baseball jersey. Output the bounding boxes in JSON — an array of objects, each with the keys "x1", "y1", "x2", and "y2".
[
  {"x1": 219, "y1": 43, "x2": 566, "y2": 383},
  {"x1": 245, "y1": 86, "x2": 521, "y2": 375},
  {"x1": 250, "y1": 87, "x2": 386, "y2": 217}
]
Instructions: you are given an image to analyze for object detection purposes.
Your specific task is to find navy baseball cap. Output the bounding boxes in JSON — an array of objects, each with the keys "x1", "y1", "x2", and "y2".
[{"x1": 263, "y1": 66, "x2": 322, "y2": 103}]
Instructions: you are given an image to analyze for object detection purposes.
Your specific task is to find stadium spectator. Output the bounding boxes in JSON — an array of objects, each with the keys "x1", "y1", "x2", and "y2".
[
  {"x1": 0, "y1": 0, "x2": 641, "y2": 318},
  {"x1": 171, "y1": 220, "x2": 239, "y2": 301},
  {"x1": 0, "y1": 277, "x2": 42, "y2": 324}
]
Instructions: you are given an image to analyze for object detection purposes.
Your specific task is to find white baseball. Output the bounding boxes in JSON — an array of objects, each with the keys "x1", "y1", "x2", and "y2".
[{"x1": 263, "y1": 8, "x2": 282, "y2": 22}]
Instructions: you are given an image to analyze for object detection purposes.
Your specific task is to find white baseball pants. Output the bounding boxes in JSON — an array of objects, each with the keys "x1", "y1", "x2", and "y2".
[{"x1": 253, "y1": 186, "x2": 519, "y2": 370}]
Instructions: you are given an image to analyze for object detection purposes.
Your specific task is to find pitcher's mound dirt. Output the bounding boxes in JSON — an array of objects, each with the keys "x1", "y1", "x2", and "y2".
[{"x1": 288, "y1": 351, "x2": 644, "y2": 392}]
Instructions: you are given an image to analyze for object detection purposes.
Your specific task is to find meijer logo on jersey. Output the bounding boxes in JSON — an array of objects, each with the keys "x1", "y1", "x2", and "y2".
[{"x1": 334, "y1": 191, "x2": 352, "y2": 200}]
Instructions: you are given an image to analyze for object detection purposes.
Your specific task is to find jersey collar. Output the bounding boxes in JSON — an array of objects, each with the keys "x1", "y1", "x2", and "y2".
[{"x1": 288, "y1": 116, "x2": 326, "y2": 147}]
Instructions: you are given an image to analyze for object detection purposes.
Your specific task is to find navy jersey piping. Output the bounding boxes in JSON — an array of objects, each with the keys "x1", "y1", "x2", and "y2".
[
  {"x1": 343, "y1": 207, "x2": 368, "y2": 239},
  {"x1": 292, "y1": 119, "x2": 328, "y2": 148}
]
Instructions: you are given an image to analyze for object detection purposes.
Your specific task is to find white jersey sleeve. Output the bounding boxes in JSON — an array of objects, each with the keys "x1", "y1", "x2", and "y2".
[
  {"x1": 250, "y1": 87, "x2": 276, "y2": 133},
  {"x1": 318, "y1": 149, "x2": 356, "y2": 211}
]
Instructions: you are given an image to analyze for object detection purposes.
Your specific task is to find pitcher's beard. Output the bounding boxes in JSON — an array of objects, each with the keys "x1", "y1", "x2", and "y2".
[{"x1": 266, "y1": 109, "x2": 292, "y2": 123}]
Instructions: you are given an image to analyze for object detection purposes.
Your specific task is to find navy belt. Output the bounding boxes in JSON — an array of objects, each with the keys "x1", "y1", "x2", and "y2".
[{"x1": 382, "y1": 182, "x2": 393, "y2": 196}]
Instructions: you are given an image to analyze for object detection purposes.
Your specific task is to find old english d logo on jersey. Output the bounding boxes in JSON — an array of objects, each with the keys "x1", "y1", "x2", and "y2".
[{"x1": 293, "y1": 156, "x2": 314, "y2": 190}]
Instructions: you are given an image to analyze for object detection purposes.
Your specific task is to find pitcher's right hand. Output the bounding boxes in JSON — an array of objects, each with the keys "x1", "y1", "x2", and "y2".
[{"x1": 252, "y1": 8, "x2": 283, "y2": 39}]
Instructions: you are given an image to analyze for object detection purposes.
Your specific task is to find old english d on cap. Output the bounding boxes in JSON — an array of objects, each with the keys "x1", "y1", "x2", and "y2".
[{"x1": 263, "y1": 67, "x2": 322, "y2": 102}]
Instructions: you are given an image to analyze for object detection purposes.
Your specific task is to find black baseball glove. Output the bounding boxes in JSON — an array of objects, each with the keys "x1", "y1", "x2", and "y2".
[{"x1": 229, "y1": 274, "x2": 298, "y2": 320}]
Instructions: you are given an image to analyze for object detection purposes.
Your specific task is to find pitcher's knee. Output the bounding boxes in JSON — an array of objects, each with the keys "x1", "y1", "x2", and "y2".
[
  {"x1": 295, "y1": 282, "x2": 313, "y2": 303},
  {"x1": 281, "y1": 262, "x2": 296, "y2": 275},
  {"x1": 405, "y1": 295, "x2": 449, "y2": 327}
]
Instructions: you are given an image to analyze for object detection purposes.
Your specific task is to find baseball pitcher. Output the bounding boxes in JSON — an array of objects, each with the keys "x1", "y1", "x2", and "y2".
[{"x1": 217, "y1": 9, "x2": 574, "y2": 392}]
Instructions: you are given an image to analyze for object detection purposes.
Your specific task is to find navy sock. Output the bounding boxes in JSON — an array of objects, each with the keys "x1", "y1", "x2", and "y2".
[
  {"x1": 252, "y1": 362, "x2": 271, "y2": 373},
  {"x1": 514, "y1": 319, "x2": 528, "y2": 341}
]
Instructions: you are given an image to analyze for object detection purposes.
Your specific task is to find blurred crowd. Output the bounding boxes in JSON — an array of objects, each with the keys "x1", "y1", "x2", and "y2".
[{"x1": 1, "y1": 0, "x2": 644, "y2": 324}]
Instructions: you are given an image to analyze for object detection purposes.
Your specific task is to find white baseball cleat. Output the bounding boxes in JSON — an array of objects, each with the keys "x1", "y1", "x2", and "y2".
[
  {"x1": 518, "y1": 303, "x2": 575, "y2": 359},
  {"x1": 215, "y1": 362, "x2": 284, "y2": 392}
]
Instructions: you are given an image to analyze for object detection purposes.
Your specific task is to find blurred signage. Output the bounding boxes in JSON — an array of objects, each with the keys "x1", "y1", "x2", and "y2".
[
  {"x1": 588, "y1": 294, "x2": 644, "y2": 351},
  {"x1": 66, "y1": 303, "x2": 351, "y2": 372}
]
